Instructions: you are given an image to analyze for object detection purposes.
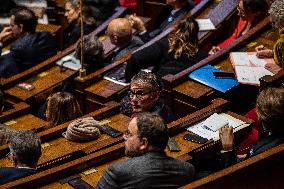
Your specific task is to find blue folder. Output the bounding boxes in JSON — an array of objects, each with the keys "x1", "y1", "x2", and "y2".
[{"x1": 188, "y1": 65, "x2": 239, "y2": 93}]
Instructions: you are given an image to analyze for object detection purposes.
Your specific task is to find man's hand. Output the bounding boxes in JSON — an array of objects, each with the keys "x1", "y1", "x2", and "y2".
[
  {"x1": 128, "y1": 14, "x2": 146, "y2": 33},
  {"x1": 219, "y1": 126, "x2": 234, "y2": 151},
  {"x1": 0, "y1": 27, "x2": 12, "y2": 42},
  {"x1": 209, "y1": 46, "x2": 221, "y2": 55},
  {"x1": 255, "y1": 45, "x2": 273, "y2": 58},
  {"x1": 265, "y1": 63, "x2": 282, "y2": 74}
]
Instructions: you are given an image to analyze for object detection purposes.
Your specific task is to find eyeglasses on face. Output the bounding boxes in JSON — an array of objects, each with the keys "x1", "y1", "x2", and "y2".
[
  {"x1": 124, "y1": 130, "x2": 134, "y2": 138},
  {"x1": 128, "y1": 89, "x2": 153, "y2": 100}
]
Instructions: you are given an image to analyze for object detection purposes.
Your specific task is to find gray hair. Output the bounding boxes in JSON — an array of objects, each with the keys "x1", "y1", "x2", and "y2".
[
  {"x1": 131, "y1": 71, "x2": 162, "y2": 92},
  {"x1": 9, "y1": 130, "x2": 41, "y2": 167},
  {"x1": 65, "y1": 0, "x2": 80, "y2": 9},
  {"x1": 269, "y1": 0, "x2": 284, "y2": 22}
]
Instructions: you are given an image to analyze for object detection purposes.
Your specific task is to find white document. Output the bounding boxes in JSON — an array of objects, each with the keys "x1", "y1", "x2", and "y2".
[
  {"x1": 187, "y1": 113, "x2": 249, "y2": 141},
  {"x1": 56, "y1": 52, "x2": 81, "y2": 71},
  {"x1": 230, "y1": 52, "x2": 274, "y2": 85},
  {"x1": 202, "y1": 113, "x2": 228, "y2": 131},
  {"x1": 196, "y1": 19, "x2": 216, "y2": 31}
]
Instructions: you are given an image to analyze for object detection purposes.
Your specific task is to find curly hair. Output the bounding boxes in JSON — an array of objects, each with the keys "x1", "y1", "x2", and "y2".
[
  {"x1": 168, "y1": 17, "x2": 199, "y2": 59},
  {"x1": 256, "y1": 87, "x2": 284, "y2": 133},
  {"x1": 269, "y1": 0, "x2": 284, "y2": 24},
  {"x1": 131, "y1": 71, "x2": 162, "y2": 92}
]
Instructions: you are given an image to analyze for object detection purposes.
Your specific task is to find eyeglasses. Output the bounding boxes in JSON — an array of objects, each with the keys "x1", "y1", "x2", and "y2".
[
  {"x1": 6, "y1": 151, "x2": 13, "y2": 161},
  {"x1": 123, "y1": 130, "x2": 134, "y2": 139},
  {"x1": 129, "y1": 90, "x2": 153, "y2": 100}
]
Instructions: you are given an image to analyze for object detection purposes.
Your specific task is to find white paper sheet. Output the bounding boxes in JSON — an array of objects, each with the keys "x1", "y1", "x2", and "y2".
[{"x1": 196, "y1": 19, "x2": 216, "y2": 31}]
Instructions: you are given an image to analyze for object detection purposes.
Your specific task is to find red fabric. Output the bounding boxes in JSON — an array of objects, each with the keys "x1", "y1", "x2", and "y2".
[
  {"x1": 119, "y1": 0, "x2": 137, "y2": 8},
  {"x1": 237, "y1": 108, "x2": 259, "y2": 155},
  {"x1": 218, "y1": 18, "x2": 247, "y2": 49},
  {"x1": 193, "y1": 0, "x2": 201, "y2": 4}
]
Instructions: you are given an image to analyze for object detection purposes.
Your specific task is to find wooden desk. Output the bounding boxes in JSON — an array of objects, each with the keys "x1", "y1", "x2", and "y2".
[
  {"x1": 80, "y1": 0, "x2": 237, "y2": 112},
  {"x1": 2, "y1": 98, "x2": 229, "y2": 188},
  {"x1": 181, "y1": 141, "x2": 284, "y2": 189},
  {"x1": 172, "y1": 19, "x2": 277, "y2": 107},
  {"x1": 4, "y1": 66, "x2": 76, "y2": 103},
  {"x1": 41, "y1": 110, "x2": 252, "y2": 189}
]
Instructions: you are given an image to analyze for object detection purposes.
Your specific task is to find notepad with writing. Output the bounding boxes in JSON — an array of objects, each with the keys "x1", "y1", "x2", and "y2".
[
  {"x1": 230, "y1": 52, "x2": 274, "y2": 85},
  {"x1": 188, "y1": 65, "x2": 239, "y2": 93}
]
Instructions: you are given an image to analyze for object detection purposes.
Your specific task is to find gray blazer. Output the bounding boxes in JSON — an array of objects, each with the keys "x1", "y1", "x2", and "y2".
[{"x1": 95, "y1": 151, "x2": 195, "y2": 189}]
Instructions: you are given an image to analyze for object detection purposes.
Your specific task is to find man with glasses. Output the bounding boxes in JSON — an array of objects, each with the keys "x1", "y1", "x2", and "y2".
[
  {"x1": 120, "y1": 71, "x2": 174, "y2": 123},
  {"x1": 0, "y1": 130, "x2": 41, "y2": 184},
  {"x1": 96, "y1": 113, "x2": 195, "y2": 188},
  {"x1": 0, "y1": 7, "x2": 57, "y2": 77}
]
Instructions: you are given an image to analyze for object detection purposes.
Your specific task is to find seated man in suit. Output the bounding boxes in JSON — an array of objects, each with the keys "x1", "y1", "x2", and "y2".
[
  {"x1": 96, "y1": 112, "x2": 195, "y2": 188},
  {"x1": 120, "y1": 71, "x2": 174, "y2": 123},
  {"x1": 0, "y1": 130, "x2": 41, "y2": 184},
  {"x1": 0, "y1": 7, "x2": 57, "y2": 77},
  {"x1": 106, "y1": 18, "x2": 144, "y2": 61},
  {"x1": 129, "y1": 0, "x2": 194, "y2": 43}
]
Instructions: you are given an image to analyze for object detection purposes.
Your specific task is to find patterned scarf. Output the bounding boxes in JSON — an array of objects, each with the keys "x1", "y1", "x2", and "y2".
[{"x1": 273, "y1": 27, "x2": 284, "y2": 66}]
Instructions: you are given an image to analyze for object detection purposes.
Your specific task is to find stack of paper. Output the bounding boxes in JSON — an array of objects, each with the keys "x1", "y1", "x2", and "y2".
[{"x1": 187, "y1": 113, "x2": 249, "y2": 141}]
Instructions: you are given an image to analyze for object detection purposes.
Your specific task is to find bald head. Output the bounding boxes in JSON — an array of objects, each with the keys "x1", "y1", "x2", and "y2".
[{"x1": 107, "y1": 18, "x2": 132, "y2": 46}]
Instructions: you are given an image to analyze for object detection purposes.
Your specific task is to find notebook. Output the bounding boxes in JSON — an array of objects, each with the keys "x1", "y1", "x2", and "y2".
[
  {"x1": 230, "y1": 52, "x2": 274, "y2": 85},
  {"x1": 188, "y1": 65, "x2": 239, "y2": 93}
]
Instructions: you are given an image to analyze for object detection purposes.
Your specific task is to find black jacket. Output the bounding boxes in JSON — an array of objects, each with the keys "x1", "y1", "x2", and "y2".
[
  {"x1": 0, "y1": 167, "x2": 36, "y2": 184},
  {"x1": 125, "y1": 38, "x2": 208, "y2": 82},
  {"x1": 0, "y1": 31, "x2": 57, "y2": 76}
]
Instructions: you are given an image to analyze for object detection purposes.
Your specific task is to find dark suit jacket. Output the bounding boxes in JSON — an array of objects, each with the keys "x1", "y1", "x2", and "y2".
[
  {"x1": 220, "y1": 133, "x2": 284, "y2": 168},
  {"x1": 139, "y1": 5, "x2": 192, "y2": 43},
  {"x1": 112, "y1": 36, "x2": 144, "y2": 62},
  {"x1": 63, "y1": 22, "x2": 97, "y2": 49},
  {"x1": 95, "y1": 152, "x2": 195, "y2": 189},
  {"x1": 125, "y1": 38, "x2": 208, "y2": 82},
  {"x1": 0, "y1": 167, "x2": 36, "y2": 184},
  {"x1": 0, "y1": 31, "x2": 57, "y2": 76}
]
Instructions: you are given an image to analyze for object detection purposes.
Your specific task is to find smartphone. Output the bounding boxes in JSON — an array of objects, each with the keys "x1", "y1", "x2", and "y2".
[
  {"x1": 184, "y1": 133, "x2": 208, "y2": 144},
  {"x1": 17, "y1": 82, "x2": 35, "y2": 91},
  {"x1": 213, "y1": 72, "x2": 235, "y2": 79}
]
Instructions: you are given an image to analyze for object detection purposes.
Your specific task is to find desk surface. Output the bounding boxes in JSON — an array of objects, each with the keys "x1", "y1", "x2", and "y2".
[
  {"x1": 173, "y1": 26, "x2": 278, "y2": 102},
  {"x1": 4, "y1": 114, "x2": 47, "y2": 131},
  {"x1": 40, "y1": 110, "x2": 250, "y2": 189},
  {"x1": 5, "y1": 66, "x2": 75, "y2": 101}
]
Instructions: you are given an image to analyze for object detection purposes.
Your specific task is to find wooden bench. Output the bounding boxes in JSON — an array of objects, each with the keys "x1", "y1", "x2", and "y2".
[
  {"x1": 163, "y1": 18, "x2": 274, "y2": 112},
  {"x1": 181, "y1": 142, "x2": 284, "y2": 189},
  {"x1": 75, "y1": 0, "x2": 238, "y2": 113},
  {"x1": 1, "y1": 98, "x2": 233, "y2": 188}
]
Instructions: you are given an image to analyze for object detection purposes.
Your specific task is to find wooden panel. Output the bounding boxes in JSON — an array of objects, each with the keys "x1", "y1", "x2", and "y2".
[{"x1": 4, "y1": 66, "x2": 75, "y2": 101}]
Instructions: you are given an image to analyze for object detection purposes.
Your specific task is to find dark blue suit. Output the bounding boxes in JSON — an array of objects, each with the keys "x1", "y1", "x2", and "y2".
[{"x1": 0, "y1": 167, "x2": 36, "y2": 184}]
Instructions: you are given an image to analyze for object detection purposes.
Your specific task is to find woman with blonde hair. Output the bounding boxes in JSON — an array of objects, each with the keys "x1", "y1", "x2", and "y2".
[
  {"x1": 125, "y1": 17, "x2": 207, "y2": 82},
  {"x1": 45, "y1": 92, "x2": 82, "y2": 129}
]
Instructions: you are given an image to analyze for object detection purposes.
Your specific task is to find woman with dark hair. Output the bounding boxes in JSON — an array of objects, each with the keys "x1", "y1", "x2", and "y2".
[
  {"x1": 125, "y1": 17, "x2": 208, "y2": 82},
  {"x1": 45, "y1": 92, "x2": 82, "y2": 129},
  {"x1": 75, "y1": 35, "x2": 105, "y2": 74},
  {"x1": 209, "y1": 0, "x2": 269, "y2": 54}
]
